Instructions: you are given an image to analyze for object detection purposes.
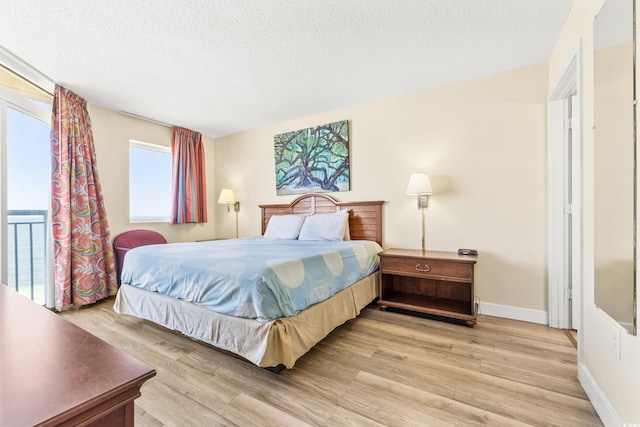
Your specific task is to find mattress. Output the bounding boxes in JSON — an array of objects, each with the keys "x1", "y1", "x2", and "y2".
[{"x1": 120, "y1": 237, "x2": 382, "y2": 321}]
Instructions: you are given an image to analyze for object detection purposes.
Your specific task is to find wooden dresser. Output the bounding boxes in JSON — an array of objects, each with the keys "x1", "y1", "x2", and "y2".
[
  {"x1": 378, "y1": 249, "x2": 478, "y2": 326},
  {"x1": 0, "y1": 285, "x2": 156, "y2": 426}
]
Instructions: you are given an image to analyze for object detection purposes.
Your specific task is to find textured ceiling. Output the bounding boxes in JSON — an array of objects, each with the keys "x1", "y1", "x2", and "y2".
[{"x1": 0, "y1": 0, "x2": 573, "y2": 138}]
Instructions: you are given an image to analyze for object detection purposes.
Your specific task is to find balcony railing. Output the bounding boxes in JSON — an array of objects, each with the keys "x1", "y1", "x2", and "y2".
[{"x1": 8, "y1": 209, "x2": 48, "y2": 305}]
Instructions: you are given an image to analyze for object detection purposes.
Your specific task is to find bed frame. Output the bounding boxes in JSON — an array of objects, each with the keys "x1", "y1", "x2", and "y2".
[{"x1": 114, "y1": 194, "x2": 385, "y2": 371}]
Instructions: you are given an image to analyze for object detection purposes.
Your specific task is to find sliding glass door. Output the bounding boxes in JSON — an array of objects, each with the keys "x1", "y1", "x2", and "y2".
[{"x1": 0, "y1": 74, "x2": 52, "y2": 306}]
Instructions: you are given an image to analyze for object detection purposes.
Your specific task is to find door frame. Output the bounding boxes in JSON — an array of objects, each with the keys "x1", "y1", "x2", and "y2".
[
  {"x1": 0, "y1": 47, "x2": 54, "y2": 307},
  {"x1": 547, "y1": 40, "x2": 584, "y2": 361},
  {"x1": 0, "y1": 86, "x2": 53, "y2": 296}
]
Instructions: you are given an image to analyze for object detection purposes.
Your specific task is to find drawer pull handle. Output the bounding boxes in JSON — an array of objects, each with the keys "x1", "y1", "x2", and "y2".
[{"x1": 416, "y1": 264, "x2": 430, "y2": 272}]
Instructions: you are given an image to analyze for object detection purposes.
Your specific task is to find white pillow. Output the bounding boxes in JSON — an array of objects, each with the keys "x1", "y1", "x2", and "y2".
[
  {"x1": 298, "y1": 211, "x2": 349, "y2": 241},
  {"x1": 264, "y1": 214, "x2": 306, "y2": 239},
  {"x1": 338, "y1": 209, "x2": 351, "y2": 240}
]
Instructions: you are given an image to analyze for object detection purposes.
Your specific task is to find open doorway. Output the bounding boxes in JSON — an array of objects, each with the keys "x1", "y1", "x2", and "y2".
[{"x1": 547, "y1": 42, "x2": 583, "y2": 358}]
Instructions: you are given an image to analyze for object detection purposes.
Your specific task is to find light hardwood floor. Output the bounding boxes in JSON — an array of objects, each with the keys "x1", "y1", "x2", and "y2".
[{"x1": 60, "y1": 299, "x2": 602, "y2": 426}]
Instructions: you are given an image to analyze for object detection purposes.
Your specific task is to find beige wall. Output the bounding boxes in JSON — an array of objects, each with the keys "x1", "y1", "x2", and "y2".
[
  {"x1": 0, "y1": 64, "x2": 52, "y2": 102},
  {"x1": 215, "y1": 63, "x2": 549, "y2": 312},
  {"x1": 549, "y1": 0, "x2": 640, "y2": 423},
  {"x1": 88, "y1": 105, "x2": 217, "y2": 243}
]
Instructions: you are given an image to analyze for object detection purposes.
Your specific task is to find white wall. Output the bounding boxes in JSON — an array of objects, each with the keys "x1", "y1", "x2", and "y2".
[
  {"x1": 548, "y1": 0, "x2": 640, "y2": 424},
  {"x1": 215, "y1": 63, "x2": 549, "y2": 314},
  {"x1": 88, "y1": 105, "x2": 217, "y2": 243}
]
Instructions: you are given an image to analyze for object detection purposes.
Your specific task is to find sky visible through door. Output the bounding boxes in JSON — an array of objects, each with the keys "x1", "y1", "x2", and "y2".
[
  {"x1": 8, "y1": 106, "x2": 50, "y2": 210},
  {"x1": 7, "y1": 104, "x2": 50, "y2": 304}
]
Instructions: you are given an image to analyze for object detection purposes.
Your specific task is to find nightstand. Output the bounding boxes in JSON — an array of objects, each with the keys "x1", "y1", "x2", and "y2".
[{"x1": 378, "y1": 249, "x2": 478, "y2": 326}]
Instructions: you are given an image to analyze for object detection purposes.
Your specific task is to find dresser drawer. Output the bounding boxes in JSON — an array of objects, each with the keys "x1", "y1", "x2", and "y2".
[{"x1": 380, "y1": 256, "x2": 473, "y2": 281}]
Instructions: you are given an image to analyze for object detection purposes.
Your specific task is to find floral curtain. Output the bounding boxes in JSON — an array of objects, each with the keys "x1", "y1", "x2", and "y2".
[
  {"x1": 171, "y1": 126, "x2": 208, "y2": 223},
  {"x1": 50, "y1": 85, "x2": 118, "y2": 311}
]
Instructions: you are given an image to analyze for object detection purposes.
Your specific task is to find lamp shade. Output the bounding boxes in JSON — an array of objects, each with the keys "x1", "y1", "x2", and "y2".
[
  {"x1": 218, "y1": 188, "x2": 236, "y2": 204},
  {"x1": 406, "y1": 173, "x2": 433, "y2": 195}
]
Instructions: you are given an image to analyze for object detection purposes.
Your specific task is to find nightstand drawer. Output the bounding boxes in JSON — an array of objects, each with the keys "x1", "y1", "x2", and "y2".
[{"x1": 380, "y1": 256, "x2": 473, "y2": 281}]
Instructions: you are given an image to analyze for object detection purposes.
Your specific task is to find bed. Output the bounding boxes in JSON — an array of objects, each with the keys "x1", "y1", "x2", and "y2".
[{"x1": 113, "y1": 194, "x2": 384, "y2": 370}]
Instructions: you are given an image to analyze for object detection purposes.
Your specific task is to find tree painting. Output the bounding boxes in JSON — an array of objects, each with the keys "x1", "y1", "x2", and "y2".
[{"x1": 274, "y1": 120, "x2": 350, "y2": 195}]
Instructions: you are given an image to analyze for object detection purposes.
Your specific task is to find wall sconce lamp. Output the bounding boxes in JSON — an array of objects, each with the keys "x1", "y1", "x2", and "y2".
[
  {"x1": 218, "y1": 188, "x2": 240, "y2": 238},
  {"x1": 406, "y1": 173, "x2": 433, "y2": 251}
]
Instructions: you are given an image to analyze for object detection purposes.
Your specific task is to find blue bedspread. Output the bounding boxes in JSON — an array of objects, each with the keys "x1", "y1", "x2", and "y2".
[{"x1": 120, "y1": 238, "x2": 382, "y2": 321}]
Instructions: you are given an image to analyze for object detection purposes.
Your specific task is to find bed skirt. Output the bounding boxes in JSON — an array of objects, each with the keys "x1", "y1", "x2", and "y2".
[{"x1": 113, "y1": 272, "x2": 378, "y2": 368}]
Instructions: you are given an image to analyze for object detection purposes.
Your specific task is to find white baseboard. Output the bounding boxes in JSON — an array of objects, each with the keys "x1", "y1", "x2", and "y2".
[
  {"x1": 477, "y1": 301, "x2": 548, "y2": 325},
  {"x1": 578, "y1": 363, "x2": 624, "y2": 427}
]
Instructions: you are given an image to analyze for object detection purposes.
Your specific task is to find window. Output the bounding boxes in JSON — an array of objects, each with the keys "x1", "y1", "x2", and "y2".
[{"x1": 129, "y1": 140, "x2": 172, "y2": 222}]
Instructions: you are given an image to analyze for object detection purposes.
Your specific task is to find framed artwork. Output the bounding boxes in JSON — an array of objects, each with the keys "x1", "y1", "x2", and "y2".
[{"x1": 274, "y1": 119, "x2": 350, "y2": 195}]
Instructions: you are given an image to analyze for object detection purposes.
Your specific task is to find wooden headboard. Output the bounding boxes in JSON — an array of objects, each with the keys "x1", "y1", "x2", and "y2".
[{"x1": 259, "y1": 194, "x2": 384, "y2": 246}]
